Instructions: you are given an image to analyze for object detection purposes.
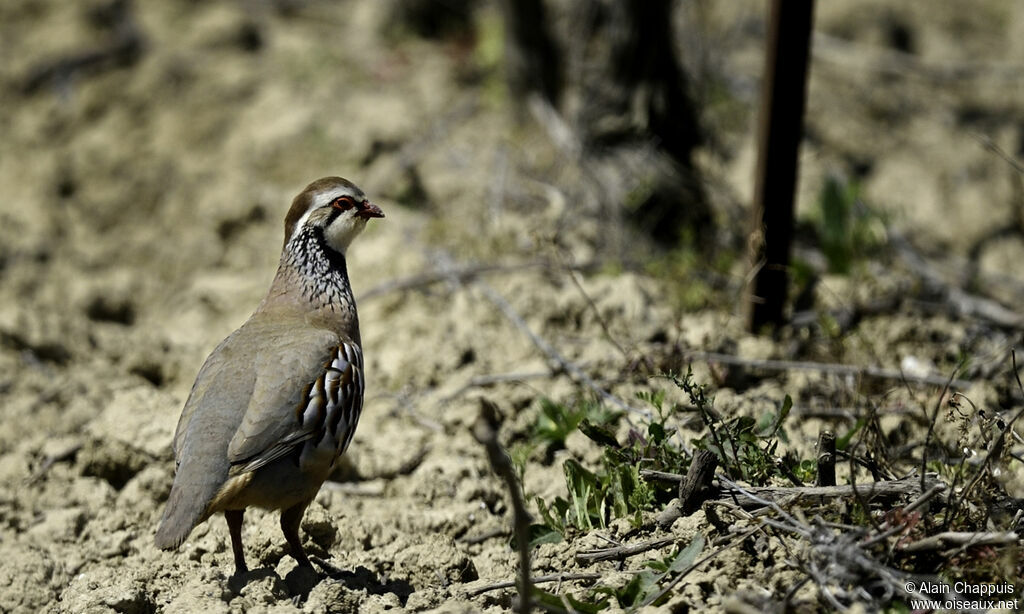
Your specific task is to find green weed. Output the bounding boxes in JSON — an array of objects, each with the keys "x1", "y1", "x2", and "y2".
[{"x1": 810, "y1": 173, "x2": 888, "y2": 274}]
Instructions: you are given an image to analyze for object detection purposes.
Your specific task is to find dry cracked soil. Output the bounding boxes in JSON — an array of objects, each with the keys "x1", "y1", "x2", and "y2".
[{"x1": 2, "y1": 1, "x2": 1024, "y2": 612}]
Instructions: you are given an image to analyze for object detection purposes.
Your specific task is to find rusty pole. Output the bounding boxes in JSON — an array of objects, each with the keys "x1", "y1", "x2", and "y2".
[{"x1": 745, "y1": 0, "x2": 816, "y2": 332}]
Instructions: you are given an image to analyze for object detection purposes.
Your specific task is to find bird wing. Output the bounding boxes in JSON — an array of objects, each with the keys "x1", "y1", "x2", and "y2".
[
  {"x1": 225, "y1": 323, "x2": 364, "y2": 475},
  {"x1": 171, "y1": 330, "x2": 257, "y2": 466},
  {"x1": 157, "y1": 317, "x2": 354, "y2": 549}
]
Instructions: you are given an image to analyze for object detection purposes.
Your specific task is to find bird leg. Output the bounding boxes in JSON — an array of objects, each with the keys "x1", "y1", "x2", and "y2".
[
  {"x1": 281, "y1": 501, "x2": 313, "y2": 568},
  {"x1": 225, "y1": 510, "x2": 248, "y2": 574}
]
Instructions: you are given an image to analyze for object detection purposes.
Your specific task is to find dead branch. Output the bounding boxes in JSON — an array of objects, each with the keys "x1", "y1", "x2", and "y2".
[
  {"x1": 860, "y1": 483, "x2": 947, "y2": 548},
  {"x1": 441, "y1": 370, "x2": 576, "y2": 403},
  {"x1": 945, "y1": 351, "x2": 1024, "y2": 526},
  {"x1": 575, "y1": 537, "x2": 675, "y2": 564},
  {"x1": 321, "y1": 481, "x2": 386, "y2": 497},
  {"x1": 26, "y1": 442, "x2": 83, "y2": 485},
  {"x1": 563, "y1": 262, "x2": 630, "y2": 360},
  {"x1": 791, "y1": 406, "x2": 924, "y2": 421},
  {"x1": 718, "y1": 477, "x2": 925, "y2": 608},
  {"x1": 816, "y1": 431, "x2": 836, "y2": 487},
  {"x1": 472, "y1": 399, "x2": 532, "y2": 613},
  {"x1": 464, "y1": 266, "x2": 650, "y2": 419},
  {"x1": 675, "y1": 349, "x2": 973, "y2": 389},
  {"x1": 656, "y1": 450, "x2": 718, "y2": 529},
  {"x1": 641, "y1": 469, "x2": 686, "y2": 483},
  {"x1": 891, "y1": 232, "x2": 1024, "y2": 329},
  {"x1": 972, "y1": 133, "x2": 1024, "y2": 176},
  {"x1": 920, "y1": 367, "x2": 959, "y2": 493},
  {"x1": 458, "y1": 527, "x2": 510, "y2": 546},
  {"x1": 434, "y1": 249, "x2": 643, "y2": 417},
  {"x1": 383, "y1": 249, "x2": 648, "y2": 419},
  {"x1": 899, "y1": 531, "x2": 1019, "y2": 553},
  {"x1": 709, "y1": 474, "x2": 940, "y2": 511},
  {"x1": 358, "y1": 260, "x2": 596, "y2": 302},
  {"x1": 466, "y1": 573, "x2": 603, "y2": 597}
]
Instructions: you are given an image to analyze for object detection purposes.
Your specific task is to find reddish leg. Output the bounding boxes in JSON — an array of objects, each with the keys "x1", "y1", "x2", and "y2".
[
  {"x1": 225, "y1": 510, "x2": 247, "y2": 574},
  {"x1": 280, "y1": 501, "x2": 312, "y2": 568}
]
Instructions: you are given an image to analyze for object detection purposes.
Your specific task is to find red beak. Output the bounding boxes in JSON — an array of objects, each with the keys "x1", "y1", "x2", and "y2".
[{"x1": 356, "y1": 201, "x2": 384, "y2": 220}]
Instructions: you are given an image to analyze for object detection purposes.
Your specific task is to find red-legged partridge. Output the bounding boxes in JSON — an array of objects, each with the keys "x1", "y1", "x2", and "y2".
[{"x1": 154, "y1": 177, "x2": 383, "y2": 574}]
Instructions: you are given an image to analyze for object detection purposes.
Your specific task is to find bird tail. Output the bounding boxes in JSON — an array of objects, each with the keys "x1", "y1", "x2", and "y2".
[
  {"x1": 154, "y1": 450, "x2": 230, "y2": 549},
  {"x1": 154, "y1": 478, "x2": 207, "y2": 550}
]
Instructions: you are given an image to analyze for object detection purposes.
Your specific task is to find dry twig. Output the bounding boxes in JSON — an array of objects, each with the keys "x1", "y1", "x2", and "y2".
[
  {"x1": 718, "y1": 477, "x2": 925, "y2": 608},
  {"x1": 358, "y1": 260, "x2": 594, "y2": 302},
  {"x1": 360, "y1": 259, "x2": 598, "y2": 302},
  {"x1": 945, "y1": 350, "x2": 1024, "y2": 526},
  {"x1": 714, "y1": 474, "x2": 940, "y2": 510},
  {"x1": 472, "y1": 279, "x2": 650, "y2": 419},
  {"x1": 466, "y1": 573, "x2": 603, "y2": 597},
  {"x1": 425, "y1": 250, "x2": 649, "y2": 419},
  {"x1": 27, "y1": 443, "x2": 83, "y2": 485},
  {"x1": 891, "y1": 232, "x2": 1024, "y2": 329},
  {"x1": 575, "y1": 537, "x2": 675, "y2": 564},
  {"x1": 899, "y1": 531, "x2": 1019, "y2": 553},
  {"x1": 676, "y1": 349, "x2": 973, "y2": 389},
  {"x1": 22, "y1": 0, "x2": 145, "y2": 95},
  {"x1": 813, "y1": 32, "x2": 1024, "y2": 83},
  {"x1": 472, "y1": 399, "x2": 533, "y2": 613},
  {"x1": 442, "y1": 370, "x2": 577, "y2": 403},
  {"x1": 816, "y1": 431, "x2": 836, "y2": 487}
]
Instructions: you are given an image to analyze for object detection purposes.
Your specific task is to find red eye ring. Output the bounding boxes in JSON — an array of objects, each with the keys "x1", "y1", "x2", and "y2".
[{"x1": 331, "y1": 195, "x2": 356, "y2": 210}]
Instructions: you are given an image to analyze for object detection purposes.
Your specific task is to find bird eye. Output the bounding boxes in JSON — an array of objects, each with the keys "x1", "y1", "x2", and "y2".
[{"x1": 330, "y1": 196, "x2": 356, "y2": 210}]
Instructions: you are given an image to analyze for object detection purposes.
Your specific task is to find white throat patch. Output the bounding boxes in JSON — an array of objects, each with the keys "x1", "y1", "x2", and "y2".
[{"x1": 323, "y1": 212, "x2": 367, "y2": 254}]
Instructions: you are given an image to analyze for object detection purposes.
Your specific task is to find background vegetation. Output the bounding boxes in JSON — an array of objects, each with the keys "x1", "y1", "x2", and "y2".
[{"x1": 0, "y1": 1, "x2": 1023, "y2": 612}]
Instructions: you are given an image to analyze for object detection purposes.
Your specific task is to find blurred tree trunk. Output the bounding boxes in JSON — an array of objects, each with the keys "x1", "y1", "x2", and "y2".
[
  {"x1": 384, "y1": 0, "x2": 478, "y2": 40},
  {"x1": 499, "y1": 0, "x2": 562, "y2": 107},
  {"x1": 609, "y1": 0, "x2": 702, "y2": 173},
  {"x1": 568, "y1": 0, "x2": 711, "y2": 247},
  {"x1": 745, "y1": 0, "x2": 815, "y2": 332}
]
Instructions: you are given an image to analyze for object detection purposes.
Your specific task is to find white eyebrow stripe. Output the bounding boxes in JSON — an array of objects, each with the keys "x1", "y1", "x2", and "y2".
[
  {"x1": 312, "y1": 191, "x2": 339, "y2": 208},
  {"x1": 313, "y1": 188, "x2": 360, "y2": 209}
]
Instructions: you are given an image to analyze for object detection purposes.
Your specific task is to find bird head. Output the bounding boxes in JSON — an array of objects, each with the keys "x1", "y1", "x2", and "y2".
[{"x1": 284, "y1": 177, "x2": 384, "y2": 254}]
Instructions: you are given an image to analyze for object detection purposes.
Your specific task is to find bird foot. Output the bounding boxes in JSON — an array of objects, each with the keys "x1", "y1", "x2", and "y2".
[
  {"x1": 284, "y1": 563, "x2": 320, "y2": 597},
  {"x1": 310, "y1": 555, "x2": 345, "y2": 578}
]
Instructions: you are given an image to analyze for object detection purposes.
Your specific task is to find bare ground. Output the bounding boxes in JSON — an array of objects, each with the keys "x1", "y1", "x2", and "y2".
[{"x1": 1, "y1": 1, "x2": 1023, "y2": 612}]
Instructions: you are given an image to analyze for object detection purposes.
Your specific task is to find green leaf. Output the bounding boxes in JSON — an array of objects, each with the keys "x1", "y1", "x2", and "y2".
[
  {"x1": 648, "y1": 421, "x2": 667, "y2": 444},
  {"x1": 512, "y1": 523, "x2": 563, "y2": 549},
  {"x1": 754, "y1": 411, "x2": 776, "y2": 437},
  {"x1": 579, "y1": 419, "x2": 620, "y2": 449},
  {"x1": 819, "y1": 173, "x2": 855, "y2": 274},
  {"x1": 836, "y1": 417, "x2": 865, "y2": 450},
  {"x1": 607, "y1": 464, "x2": 630, "y2": 518},
  {"x1": 734, "y1": 415, "x2": 757, "y2": 435},
  {"x1": 615, "y1": 570, "x2": 661, "y2": 608},
  {"x1": 564, "y1": 459, "x2": 602, "y2": 530},
  {"x1": 532, "y1": 587, "x2": 609, "y2": 614},
  {"x1": 535, "y1": 496, "x2": 564, "y2": 534},
  {"x1": 772, "y1": 395, "x2": 792, "y2": 438},
  {"x1": 535, "y1": 399, "x2": 585, "y2": 447},
  {"x1": 668, "y1": 533, "x2": 704, "y2": 572}
]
